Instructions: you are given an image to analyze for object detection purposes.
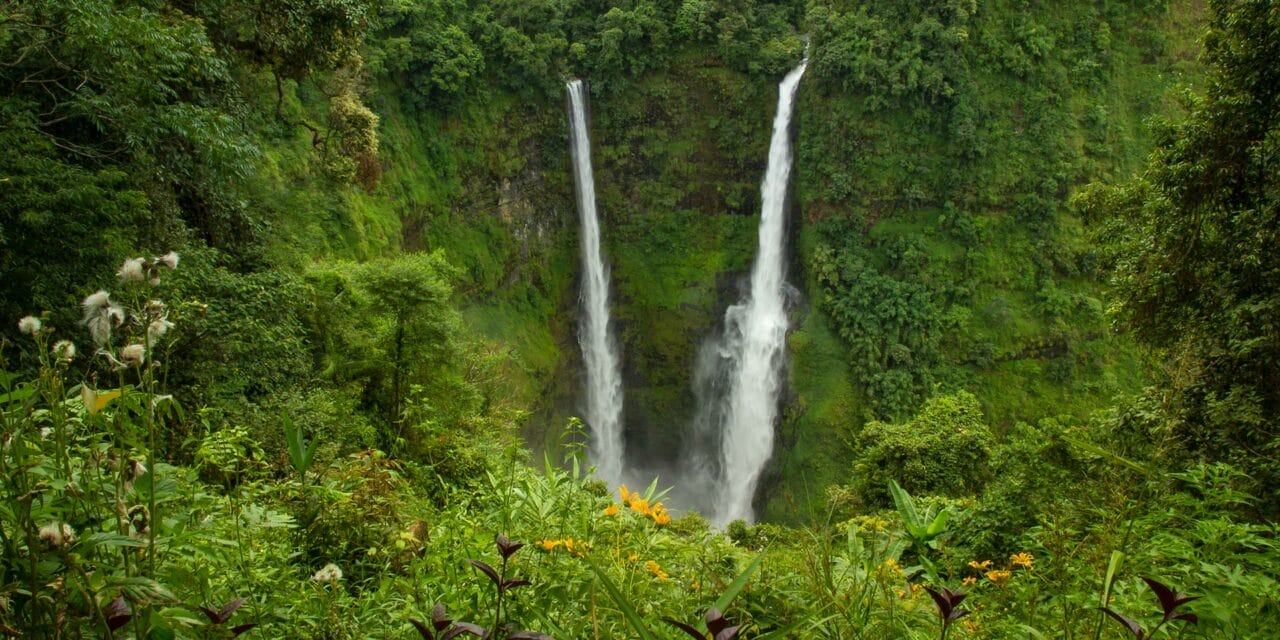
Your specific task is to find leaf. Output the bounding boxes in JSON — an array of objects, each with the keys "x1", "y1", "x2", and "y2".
[
  {"x1": 93, "y1": 389, "x2": 124, "y2": 414},
  {"x1": 410, "y1": 619, "x2": 433, "y2": 638},
  {"x1": 198, "y1": 606, "x2": 221, "y2": 624},
  {"x1": 467, "y1": 559, "x2": 501, "y2": 586},
  {"x1": 105, "y1": 595, "x2": 133, "y2": 631},
  {"x1": 230, "y1": 623, "x2": 257, "y2": 636},
  {"x1": 713, "y1": 626, "x2": 742, "y2": 640},
  {"x1": 661, "y1": 618, "x2": 706, "y2": 640},
  {"x1": 888, "y1": 480, "x2": 923, "y2": 535},
  {"x1": 925, "y1": 508, "x2": 950, "y2": 537},
  {"x1": 1102, "y1": 550, "x2": 1124, "y2": 605},
  {"x1": 501, "y1": 578, "x2": 531, "y2": 593},
  {"x1": 442, "y1": 622, "x2": 486, "y2": 639},
  {"x1": 706, "y1": 608, "x2": 729, "y2": 635},
  {"x1": 1100, "y1": 607, "x2": 1145, "y2": 639},
  {"x1": 710, "y1": 552, "x2": 767, "y2": 619},
  {"x1": 588, "y1": 559, "x2": 657, "y2": 640},
  {"x1": 84, "y1": 532, "x2": 148, "y2": 549},
  {"x1": 507, "y1": 632, "x2": 554, "y2": 640},
  {"x1": 217, "y1": 598, "x2": 246, "y2": 623},
  {"x1": 1141, "y1": 576, "x2": 1200, "y2": 619}
]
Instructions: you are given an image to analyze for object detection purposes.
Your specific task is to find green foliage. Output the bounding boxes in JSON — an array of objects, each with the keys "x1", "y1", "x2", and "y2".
[
  {"x1": 1075, "y1": 0, "x2": 1280, "y2": 507},
  {"x1": 852, "y1": 391, "x2": 993, "y2": 507}
]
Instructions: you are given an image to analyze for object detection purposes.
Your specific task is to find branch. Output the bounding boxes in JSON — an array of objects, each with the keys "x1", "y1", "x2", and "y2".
[{"x1": 274, "y1": 71, "x2": 325, "y2": 147}]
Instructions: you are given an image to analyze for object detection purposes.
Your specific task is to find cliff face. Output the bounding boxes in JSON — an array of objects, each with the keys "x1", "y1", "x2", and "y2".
[{"x1": 269, "y1": 2, "x2": 1204, "y2": 521}]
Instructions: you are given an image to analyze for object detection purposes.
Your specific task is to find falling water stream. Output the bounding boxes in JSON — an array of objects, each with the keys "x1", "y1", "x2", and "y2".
[
  {"x1": 566, "y1": 79, "x2": 625, "y2": 484},
  {"x1": 703, "y1": 57, "x2": 808, "y2": 525}
]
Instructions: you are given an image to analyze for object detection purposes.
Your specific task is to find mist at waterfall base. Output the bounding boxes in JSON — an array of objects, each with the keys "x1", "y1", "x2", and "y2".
[
  {"x1": 622, "y1": 60, "x2": 808, "y2": 526},
  {"x1": 566, "y1": 79, "x2": 625, "y2": 486}
]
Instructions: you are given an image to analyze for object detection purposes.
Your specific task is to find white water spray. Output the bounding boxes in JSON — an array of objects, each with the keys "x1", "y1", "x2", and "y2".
[
  {"x1": 567, "y1": 79, "x2": 625, "y2": 484},
  {"x1": 710, "y1": 58, "x2": 807, "y2": 525}
]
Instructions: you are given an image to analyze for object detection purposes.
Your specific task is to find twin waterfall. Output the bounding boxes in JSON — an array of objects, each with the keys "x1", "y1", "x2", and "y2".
[
  {"x1": 566, "y1": 57, "x2": 807, "y2": 524},
  {"x1": 567, "y1": 80, "x2": 625, "y2": 485}
]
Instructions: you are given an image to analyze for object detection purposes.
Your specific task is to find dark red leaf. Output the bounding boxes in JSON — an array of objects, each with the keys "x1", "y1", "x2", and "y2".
[
  {"x1": 947, "y1": 609, "x2": 971, "y2": 624},
  {"x1": 713, "y1": 625, "x2": 742, "y2": 640},
  {"x1": 496, "y1": 534, "x2": 524, "y2": 560},
  {"x1": 1169, "y1": 611, "x2": 1199, "y2": 625},
  {"x1": 941, "y1": 587, "x2": 967, "y2": 608},
  {"x1": 467, "y1": 559, "x2": 501, "y2": 586},
  {"x1": 218, "y1": 597, "x2": 246, "y2": 623},
  {"x1": 198, "y1": 606, "x2": 222, "y2": 624},
  {"x1": 410, "y1": 619, "x2": 434, "y2": 639},
  {"x1": 432, "y1": 603, "x2": 453, "y2": 632},
  {"x1": 1100, "y1": 607, "x2": 1145, "y2": 639},
  {"x1": 231, "y1": 623, "x2": 257, "y2": 637},
  {"x1": 105, "y1": 595, "x2": 133, "y2": 631},
  {"x1": 507, "y1": 632, "x2": 554, "y2": 640},
  {"x1": 661, "y1": 617, "x2": 707, "y2": 640},
  {"x1": 1141, "y1": 577, "x2": 1179, "y2": 615},
  {"x1": 442, "y1": 622, "x2": 486, "y2": 639},
  {"x1": 922, "y1": 585, "x2": 952, "y2": 618},
  {"x1": 705, "y1": 607, "x2": 729, "y2": 635},
  {"x1": 501, "y1": 578, "x2": 531, "y2": 593}
]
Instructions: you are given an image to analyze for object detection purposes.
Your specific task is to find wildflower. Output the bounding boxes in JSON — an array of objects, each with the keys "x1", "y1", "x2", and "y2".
[
  {"x1": 645, "y1": 560, "x2": 669, "y2": 581},
  {"x1": 627, "y1": 553, "x2": 639, "y2": 562},
  {"x1": 38, "y1": 522, "x2": 76, "y2": 549},
  {"x1": 17, "y1": 315, "x2": 41, "y2": 335},
  {"x1": 120, "y1": 344, "x2": 146, "y2": 367},
  {"x1": 117, "y1": 257, "x2": 146, "y2": 282},
  {"x1": 1010, "y1": 552, "x2": 1034, "y2": 569},
  {"x1": 968, "y1": 560, "x2": 992, "y2": 570},
  {"x1": 312, "y1": 563, "x2": 343, "y2": 584},
  {"x1": 629, "y1": 498, "x2": 650, "y2": 514},
  {"x1": 985, "y1": 570, "x2": 1012, "y2": 585},
  {"x1": 147, "y1": 318, "x2": 174, "y2": 343},
  {"x1": 81, "y1": 290, "x2": 124, "y2": 346},
  {"x1": 603, "y1": 504, "x2": 619, "y2": 517},
  {"x1": 538, "y1": 539, "x2": 562, "y2": 551},
  {"x1": 52, "y1": 340, "x2": 75, "y2": 361},
  {"x1": 158, "y1": 251, "x2": 179, "y2": 269},
  {"x1": 962, "y1": 619, "x2": 978, "y2": 633},
  {"x1": 618, "y1": 484, "x2": 632, "y2": 503},
  {"x1": 962, "y1": 576, "x2": 977, "y2": 587}
]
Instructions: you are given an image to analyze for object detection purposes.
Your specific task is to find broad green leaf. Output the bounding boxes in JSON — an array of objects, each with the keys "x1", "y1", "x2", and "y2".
[
  {"x1": 710, "y1": 551, "x2": 767, "y2": 625},
  {"x1": 888, "y1": 480, "x2": 923, "y2": 534},
  {"x1": 587, "y1": 559, "x2": 656, "y2": 640}
]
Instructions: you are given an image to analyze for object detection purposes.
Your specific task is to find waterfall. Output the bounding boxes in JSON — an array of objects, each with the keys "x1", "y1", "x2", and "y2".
[
  {"x1": 705, "y1": 58, "x2": 807, "y2": 525},
  {"x1": 566, "y1": 79, "x2": 625, "y2": 484}
]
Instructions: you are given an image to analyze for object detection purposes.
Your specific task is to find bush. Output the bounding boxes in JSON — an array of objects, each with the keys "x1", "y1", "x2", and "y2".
[{"x1": 852, "y1": 390, "x2": 992, "y2": 506}]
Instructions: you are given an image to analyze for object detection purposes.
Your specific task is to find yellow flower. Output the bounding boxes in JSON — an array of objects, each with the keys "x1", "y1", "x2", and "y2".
[
  {"x1": 604, "y1": 504, "x2": 620, "y2": 517},
  {"x1": 630, "y1": 498, "x2": 650, "y2": 514},
  {"x1": 968, "y1": 560, "x2": 992, "y2": 570},
  {"x1": 649, "y1": 503, "x2": 671, "y2": 525},
  {"x1": 538, "y1": 539, "x2": 562, "y2": 551},
  {"x1": 962, "y1": 576, "x2": 977, "y2": 587},
  {"x1": 1010, "y1": 552, "x2": 1034, "y2": 569},
  {"x1": 962, "y1": 619, "x2": 978, "y2": 633},
  {"x1": 627, "y1": 553, "x2": 639, "y2": 562},
  {"x1": 985, "y1": 569, "x2": 1012, "y2": 585},
  {"x1": 618, "y1": 485, "x2": 632, "y2": 503}
]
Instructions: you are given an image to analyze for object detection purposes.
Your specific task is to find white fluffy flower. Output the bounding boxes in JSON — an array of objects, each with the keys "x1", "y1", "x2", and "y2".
[
  {"x1": 117, "y1": 257, "x2": 146, "y2": 282},
  {"x1": 38, "y1": 522, "x2": 76, "y2": 549},
  {"x1": 120, "y1": 344, "x2": 146, "y2": 367},
  {"x1": 312, "y1": 563, "x2": 343, "y2": 584},
  {"x1": 17, "y1": 316, "x2": 41, "y2": 335},
  {"x1": 158, "y1": 251, "x2": 179, "y2": 269},
  {"x1": 52, "y1": 340, "x2": 76, "y2": 361},
  {"x1": 147, "y1": 318, "x2": 174, "y2": 343},
  {"x1": 81, "y1": 291, "x2": 124, "y2": 346}
]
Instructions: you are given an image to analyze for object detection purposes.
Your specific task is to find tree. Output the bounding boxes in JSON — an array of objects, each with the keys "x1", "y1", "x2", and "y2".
[{"x1": 1076, "y1": 0, "x2": 1280, "y2": 507}]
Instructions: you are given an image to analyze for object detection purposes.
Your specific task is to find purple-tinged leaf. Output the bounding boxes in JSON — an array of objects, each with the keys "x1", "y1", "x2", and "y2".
[
  {"x1": 661, "y1": 617, "x2": 706, "y2": 640},
  {"x1": 442, "y1": 622, "x2": 486, "y2": 639},
  {"x1": 713, "y1": 625, "x2": 742, "y2": 640},
  {"x1": 218, "y1": 597, "x2": 246, "y2": 623},
  {"x1": 467, "y1": 559, "x2": 501, "y2": 586},
  {"x1": 105, "y1": 595, "x2": 133, "y2": 631},
  {"x1": 706, "y1": 607, "x2": 729, "y2": 635},
  {"x1": 1100, "y1": 607, "x2": 1145, "y2": 639},
  {"x1": 941, "y1": 587, "x2": 967, "y2": 608},
  {"x1": 496, "y1": 534, "x2": 524, "y2": 560},
  {"x1": 432, "y1": 603, "x2": 453, "y2": 632},
  {"x1": 946, "y1": 609, "x2": 971, "y2": 624},
  {"x1": 1169, "y1": 611, "x2": 1199, "y2": 625},
  {"x1": 501, "y1": 578, "x2": 531, "y2": 593},
  {"x1": 1141, "y1": 577, "x2": 1199, "y2": 618},
  {"x1": 198, "y1": 606, "x2": 222, "y2": 624},
  {"x1": 410, "y1": 619, "x2": 434, "y2": 639},
  {"x1": 230, "y1": 623, "x2": 257, "y2": 637},
  {"x1": 507, "y1": 631, "x2": 554, "y2": 640}
]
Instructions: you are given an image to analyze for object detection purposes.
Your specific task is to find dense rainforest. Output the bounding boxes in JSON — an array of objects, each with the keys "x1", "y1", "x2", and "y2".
[{"x1": 2, "y1": 0, "x2": 1278, "y2": 637}]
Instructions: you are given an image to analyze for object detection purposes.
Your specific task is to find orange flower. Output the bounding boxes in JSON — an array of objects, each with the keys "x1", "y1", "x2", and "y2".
[
  {"x1": 618, "y1": 485, "x2": 632, "y2": 503},
  {"x1": 985, "y1": 569, "x2": 1012, "y2": 585},
  {"x1": 630, "y1": 498, "x2": 650, "y2": 514},
  {"x1": 538, "y1": 539, "x2": 562, "y2": 551},
  {"x1": 1010, "y1": 552, "x2": 1034, "y2": 569},
  {"x1": 962, "y1": 576, "x2": 976, "y2": 587},
  {"x1": 968, "y1": 560, "x2": 992, "y2": 570},
  {"x1": 603, "y1": 504, "x2": 620, "y2": 517}
]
